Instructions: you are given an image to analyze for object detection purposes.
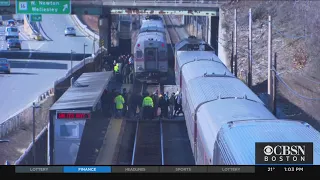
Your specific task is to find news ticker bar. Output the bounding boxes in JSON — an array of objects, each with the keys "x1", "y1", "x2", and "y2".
[
  {"x1": 0, "y1": 165, "x2": 316, "y2": 173},
  {"x1": 10, "y1": 166, "x2": 256, "y2": 173}
]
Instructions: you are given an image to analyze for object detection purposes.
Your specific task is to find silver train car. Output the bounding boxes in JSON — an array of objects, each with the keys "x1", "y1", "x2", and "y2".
[
  {"x1": 133, "y1": 15, "x2": 168, "y2": 83},
  {"x1": 175, "y1": 37, "x2": 320, "y2": 165}
]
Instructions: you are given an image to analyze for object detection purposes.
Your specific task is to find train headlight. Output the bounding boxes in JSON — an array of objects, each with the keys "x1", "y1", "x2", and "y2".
[{"x1": 138, "y1": 66, "x2": 143, "y2": 70}]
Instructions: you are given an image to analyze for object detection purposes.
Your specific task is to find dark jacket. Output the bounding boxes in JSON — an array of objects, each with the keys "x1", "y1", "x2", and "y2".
[
  {"x1": 159, "y1": 96, "x2": 169, "y2": 108},
  {"x1": 169, "y1": 94, "x2": 175, "y2": 106}
]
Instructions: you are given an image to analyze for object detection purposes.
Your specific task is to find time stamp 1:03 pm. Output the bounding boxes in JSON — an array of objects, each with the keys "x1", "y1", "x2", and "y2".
[{"x1": 267, "y1": 166, "x2": 305, "y2": 172}]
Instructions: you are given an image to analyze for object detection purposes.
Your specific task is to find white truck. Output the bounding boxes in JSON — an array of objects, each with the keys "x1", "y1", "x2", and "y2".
[{"x1": 5, "y1": 26, "x2": 19, "y2": 40}]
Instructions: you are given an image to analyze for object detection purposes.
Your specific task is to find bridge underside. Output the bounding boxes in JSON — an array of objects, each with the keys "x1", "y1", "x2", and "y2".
[{"x1": 0, "y1": 5, "x2": 218, "y2": 16}]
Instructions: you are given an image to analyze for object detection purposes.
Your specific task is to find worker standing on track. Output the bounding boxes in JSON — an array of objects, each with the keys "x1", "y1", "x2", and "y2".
[
  {"x1": 114, "y1": 63, "x2": 120, "y2": 82},
  {"x1": 169, "y1": 92, "x2": 175, "y2": 119},
  {"x1": 128, "y1": 54, "x2": 134, "y2": 68},
  {"x1": 130, "y1": 92, "x2": 142, "y2": 118},
  {"x1": 122, "y1": 63, "x2": 128, "y2": 83},
  {"x1": 128, "y1": 54, "x2": 134, "y2": 84},
  {"x1": 158, "y1": 92, "x2": 169, "y2": 118},
  {"x1": 114, "y1": 92, "x2": 125, "y2": 118},
  {"x1": 126, "y1": 90, "x2": 132, "y2": 118},
  {"x1": 152, "y1": 90, "x2": 159, "y2": 117},
  {"x1": 142, "y1": 93, "x2": 154, "y2": 120},
  {"x1": 122, "y1": 88, "x2": 128, "y2": 116},
  {"x1": 174, "y1": 91, "x2": 183, "y2": 117}
]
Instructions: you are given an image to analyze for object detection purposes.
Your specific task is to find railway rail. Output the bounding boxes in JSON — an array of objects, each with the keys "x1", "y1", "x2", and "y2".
[
  {"x1": 130, "y1": 79, "x2": 165, "y2": 165},
  {"x1": 131, "y1": 117, "x2": 164, "y2": 165},
  {"x1": 163, "y1": 15, "x2": 182, "y2": 49},
  {"x1": 128, "y1": 15, "x2": 180, "y2": 165}
]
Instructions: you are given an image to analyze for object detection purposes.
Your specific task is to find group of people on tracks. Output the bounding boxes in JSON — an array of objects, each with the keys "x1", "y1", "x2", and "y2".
[
  {"x1": 103, "y1": 53, "x2": 134, "y2": 84},
  {"x1": 102, "y1": 87, "x2": 183, "y2": 120}
]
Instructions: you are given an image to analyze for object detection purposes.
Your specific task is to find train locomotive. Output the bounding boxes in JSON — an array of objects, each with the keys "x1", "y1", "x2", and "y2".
[
  {"x1": 175, "y1": 36, "x2": 320, "y2": 165},
  {"x1": 133, "y1": 15, "x2": 168, "y2": 83}
]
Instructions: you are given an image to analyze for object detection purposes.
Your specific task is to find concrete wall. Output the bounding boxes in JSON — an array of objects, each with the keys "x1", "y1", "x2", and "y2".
[
  {"x1": 15, "y1": 128, "x2": 48, "y2": 165},
  {"x1": 14, "y1": 96, "x2": 53, "y2": 165},
  {"x1": 184, "y1": 16, "x2": 219, "y2": 53},
  {"x1": 23, "y1": 15, "x2": 34, "y2": 36},
  {"x1": 23, "y1": 15, "x2": 39, "y2": 40}
]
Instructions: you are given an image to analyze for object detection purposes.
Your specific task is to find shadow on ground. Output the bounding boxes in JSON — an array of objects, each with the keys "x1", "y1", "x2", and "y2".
[
  {"x1": 10, "y1": 60, "x2": 68, "y2": 70},
  {"x1": 75, "y1": 111, "x2": 110, "y2": 165},
  {"x1": 0, "y1": 51, "x2": 92, "y2": 60},
  {"x1": 253, "y1": 80, "x2": 320, "y2": 132},
  {"x1": 6, "y1": 72, "x2": 37, "y2": 75}
]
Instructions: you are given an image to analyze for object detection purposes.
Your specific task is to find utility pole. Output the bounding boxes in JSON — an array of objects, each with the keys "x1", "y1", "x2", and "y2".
[
  {"x1": 32, "y1": 102, "x2": 40, "y2": 164},
  {"x1": 248, "y1": 8, "x2": 253, "y2": 88},
  {"x1": 231, "y1": 31, "x2": 234, "y2": 74},
  {"x1": 93, "y1": 34, "x2": 96, "y2": 54},
  {"x1": 267, "y1": 15, "x2": 273, "y2": 112},
  {"x1": 83, "y1": 43, "x2": 88, "y2": 66},
  {"x1": 234, "y1": 9, "x2": 238, "y2": 77},
  {"x1": 272, "y1": 52, "x2": 277, "y2": 116},
  {"x1": 70, "y1": 50, "x2": 74, "y2": 74},
  {"x1": 196, "y1": 16, "x2": 198, "y2": 37}
]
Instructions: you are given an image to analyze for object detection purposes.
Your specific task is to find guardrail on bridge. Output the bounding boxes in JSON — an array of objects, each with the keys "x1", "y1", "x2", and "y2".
[{"x1": 104, "y1": 0, "x2": 223, "y2": 7}]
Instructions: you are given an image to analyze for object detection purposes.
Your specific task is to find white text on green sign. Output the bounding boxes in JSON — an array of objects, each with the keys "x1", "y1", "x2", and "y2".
[
  {"x1": 31, "y1": 15, "x2": 42, "y2": 22},
  {"x1": 16, "y1": 0, "x2": 71, "y2": 15}
]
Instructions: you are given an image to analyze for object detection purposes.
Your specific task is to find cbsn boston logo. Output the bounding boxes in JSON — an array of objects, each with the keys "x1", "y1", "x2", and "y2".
[{"x1": 255, "y1": 143, "x2": 313, "y2": 164}]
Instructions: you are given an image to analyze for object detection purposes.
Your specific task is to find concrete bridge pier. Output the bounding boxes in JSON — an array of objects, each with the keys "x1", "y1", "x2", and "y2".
[
  {"x1": 98, "y1": 7, "x2": 112, "y2": 54},
  {"x1": 210, "y1": 16, "x2": 219, "y2": 53}
]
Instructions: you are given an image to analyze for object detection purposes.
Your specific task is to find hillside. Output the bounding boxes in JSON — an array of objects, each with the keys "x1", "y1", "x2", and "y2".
[{"x1": 221, "y1": 0, "x2": 320, "y2": 128}]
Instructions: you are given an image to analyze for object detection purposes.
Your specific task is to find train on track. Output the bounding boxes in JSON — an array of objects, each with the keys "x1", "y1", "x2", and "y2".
[
  {"x1": 133, "y1": 15, "x2": 168, "y2": 84},
  {"x1": 175, "y1": 36, "x2": 320, "y2": 165}
]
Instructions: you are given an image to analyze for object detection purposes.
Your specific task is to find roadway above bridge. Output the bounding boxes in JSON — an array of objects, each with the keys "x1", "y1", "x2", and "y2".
[{"x1": 1, "y1": 0, "x2": 220, "y2": 16}]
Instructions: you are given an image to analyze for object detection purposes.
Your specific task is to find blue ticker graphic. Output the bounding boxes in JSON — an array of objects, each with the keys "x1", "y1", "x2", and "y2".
[{"x1": 63, "y1": 166, "x2": 111, "y2": 173}]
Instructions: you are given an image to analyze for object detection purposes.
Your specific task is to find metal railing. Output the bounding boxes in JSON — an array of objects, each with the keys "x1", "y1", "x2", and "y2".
[{"x1": 103, "y1": 0, "x2": 223, "y2": 7}]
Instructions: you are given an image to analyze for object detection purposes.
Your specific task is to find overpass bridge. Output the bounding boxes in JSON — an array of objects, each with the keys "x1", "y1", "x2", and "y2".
[
  {"x1": 0, "y1": 0, "x2": 222, "y2": 60},
  {"x1": 1, "y1": 0, "x2": 221, "y2": 16}
]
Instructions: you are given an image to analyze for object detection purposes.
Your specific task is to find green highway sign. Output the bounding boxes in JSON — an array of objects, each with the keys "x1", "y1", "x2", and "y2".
[
  {"x1": 16, "y1": 0, "x2": 71, "y2": 14},
  {"x1": 31, "y1": 14, "x2": 42, "y2": 22},
  {"x1": 0, "y1": 0, "x2": 10, "y2": 6}
]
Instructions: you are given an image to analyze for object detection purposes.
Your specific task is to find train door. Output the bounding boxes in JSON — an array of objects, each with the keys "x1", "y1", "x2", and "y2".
[{"x1": 144, "y1": 48, "x2": 158, "y2": 70}]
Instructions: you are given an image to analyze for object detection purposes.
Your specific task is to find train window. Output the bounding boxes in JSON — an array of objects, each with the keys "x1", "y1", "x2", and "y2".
[{"x1": 136, "y1": 51, "x2": 143, "y2": 58}]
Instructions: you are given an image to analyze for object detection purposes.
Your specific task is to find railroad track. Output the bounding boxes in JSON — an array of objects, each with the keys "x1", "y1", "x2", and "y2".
[
  {"x1": 131, "y1": 118, "x2": 164, "y2": 165},
  {"x1": 163, "y1": 15, "x2": 182, "y2": 52},
  {"x1": 130, "y1": 79, "x2": 165, "y2": 165}
]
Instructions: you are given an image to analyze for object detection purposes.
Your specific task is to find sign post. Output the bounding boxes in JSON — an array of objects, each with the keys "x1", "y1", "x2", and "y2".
[
  {"x1": 16, "y1": 0, "x2": 71, "y2": 14},
  {"x1": 30, "y1": 14, "x2": 42, "y2": 22},
  {"x1": 0, "y1": 0, "x2": 10, "y2": 6}
]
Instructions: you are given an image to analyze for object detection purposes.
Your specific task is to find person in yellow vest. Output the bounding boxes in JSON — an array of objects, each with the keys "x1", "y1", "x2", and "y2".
[
  {"x1": 142, "y1": 92, "x2": 154, "y2": 120},
  {"x1": 114, "y1": 63, "x2": 120, "y2": 82},
  {"x1": 114, "y1": 63, "x2": 119, "y2": 74},
  {"x1": 114, "y1": 92, "x2": 125, "y2": 118}
]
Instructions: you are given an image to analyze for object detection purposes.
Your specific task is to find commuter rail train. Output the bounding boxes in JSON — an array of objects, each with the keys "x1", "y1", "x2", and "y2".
[
  {"x1": 175, "y1": 36, "x2": 320, "y2": 165},
  {"x1": 133, "y1": 15, "x2": 168, "y2": 83}
]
